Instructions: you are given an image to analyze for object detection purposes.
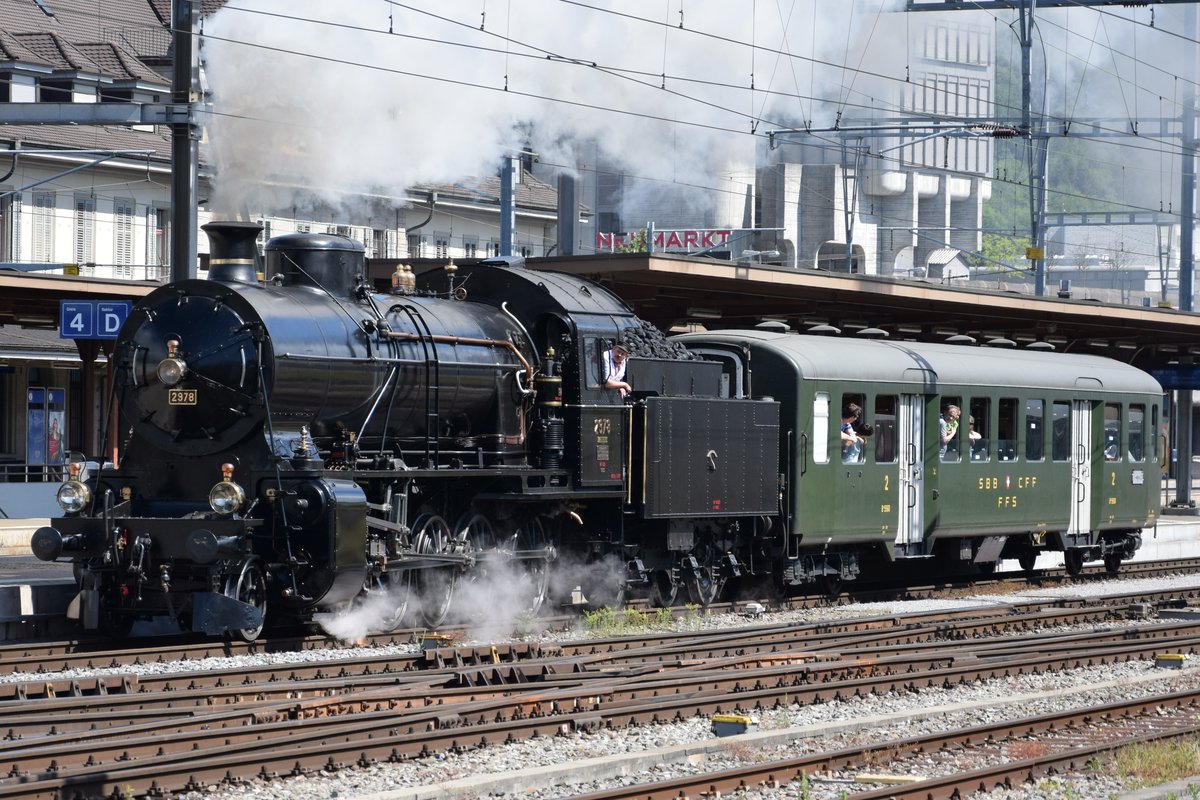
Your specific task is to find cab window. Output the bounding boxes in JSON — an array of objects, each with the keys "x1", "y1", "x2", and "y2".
[{"x1": 584, "y1": 338, "x2": 604, "y2": 389}]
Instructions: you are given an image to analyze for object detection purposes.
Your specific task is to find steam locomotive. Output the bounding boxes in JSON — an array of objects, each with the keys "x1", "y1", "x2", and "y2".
[{"x1": 31, "y1": 223, "x2": 1162, "y2": 640}]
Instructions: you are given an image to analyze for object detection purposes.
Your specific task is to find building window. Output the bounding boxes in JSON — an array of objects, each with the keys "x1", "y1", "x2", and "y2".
[
  {"x1": 147, "y1": 206, "x2": 169, "y2": 268},
  {"x1": 462, "y1": 237, "x2": 478, "y2": 259},
  {"x1": 114, "y1": 198, "x2": 135, "y2": 273},
  {"x1": 487, "y1": 241, "x2": 501, "y2": 258},
  {"x1": 0, "y1": 189, "x2": 18, "y2": 262},
  {"x1": 408, "y1": 234, "x2": 425, "y2": 258},
  {"x1": 32, "y1": 192, "x2": 54, "y2": 262},
  {"x1": 296, "y1": 223, "x2": 311, "y2": 233},
  {"x1": 372, "y1": 228, "x2": 386, "y2": 258},
  {"x1": 434, "y1": 233, "x2": 449, "y2": 259},
  {"x1": 0, "y1": 73, "x2": 9, "y2": 103},
  {"x1": 74, "y1": 195, "x2": 95, "y2": 265},
  {"x1": 99, "y1": 87, "x2": 132, "y2": 103},
  {"x1": 39, "y1": 79, "x2": 72, "y2": 102}
]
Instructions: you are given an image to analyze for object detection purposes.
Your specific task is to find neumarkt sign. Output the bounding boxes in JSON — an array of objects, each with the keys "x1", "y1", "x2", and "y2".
[{"x1": 59, "y1": 300, "x2": 131, "y2": 340}]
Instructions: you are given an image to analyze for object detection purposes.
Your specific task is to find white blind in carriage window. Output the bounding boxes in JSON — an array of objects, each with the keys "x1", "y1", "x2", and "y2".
[{"x1": 813, "y1": 392, "x2": 830, "y2": 465}]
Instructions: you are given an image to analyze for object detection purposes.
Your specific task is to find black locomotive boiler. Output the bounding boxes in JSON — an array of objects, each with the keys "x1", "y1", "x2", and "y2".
[{"x1": 33, "y1": 222, "x2": 781, "y2": 639}]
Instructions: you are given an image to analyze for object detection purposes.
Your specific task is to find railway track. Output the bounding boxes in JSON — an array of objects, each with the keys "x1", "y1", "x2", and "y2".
[
  {"x1": 4, "y1": 555, "x2": 1200, "y2": 675},
  {"x1": 2, "y1": 592, "x2": 1200, "y2": 798},
  {"x1": 567, "y1": 688, "x2": 1200, "y2": 800}
]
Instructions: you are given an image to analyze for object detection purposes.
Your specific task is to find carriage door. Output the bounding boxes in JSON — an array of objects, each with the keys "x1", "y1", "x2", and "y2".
[
  {"x1": 895, "y1": 394, "x2": 925, "y2": 552},
  {"x1": 1069, "y1": 400, "x2": 1093, "y2": 536}
]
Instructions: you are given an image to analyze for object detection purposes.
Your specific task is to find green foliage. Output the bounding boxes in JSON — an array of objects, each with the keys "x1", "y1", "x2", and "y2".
[
  {"x1": 617, "y1": 228, "x2": 648, "y2": 253},
  {"x1": 984, "y1": 33, "x2": 1155, "y2": 264},
  {"x1": 1112, "y1": 739, "x2": 1200, "y2": 789},
  {"x1": 580, "y1": 605, "x2": 653, "y2": 635}
]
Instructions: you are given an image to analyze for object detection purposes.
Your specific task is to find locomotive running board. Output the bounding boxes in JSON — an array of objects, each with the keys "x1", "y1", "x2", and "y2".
[{"x1": 191, "y1": 591, "x2": 263, "y2": 635}]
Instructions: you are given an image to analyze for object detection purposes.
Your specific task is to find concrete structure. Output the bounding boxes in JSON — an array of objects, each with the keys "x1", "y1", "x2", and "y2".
[{"x1": 758, "y1": 14, "x2": 994, "y2": 276}]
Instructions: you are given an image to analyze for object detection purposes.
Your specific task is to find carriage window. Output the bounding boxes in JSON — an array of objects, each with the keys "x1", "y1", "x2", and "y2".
[
  {"x1": 873, "y1": 395, "x2": 897, "y2": 464},
  {"x1": 1052, "y1": 401, "x2": 1071, "y2": 461},
  {"x1": 813, "y1": 392, "x2": 831, "y2": 465},
  {"x1": 968, "y1": 398, "x2": 990, "y2": 462},
  {"x1": 1152, "y1": 405, "x2": 1161, "y2": 461},
  {"x1": 1025, "y1": 399, "x2": 1045, "y2": 461},
  {"x1": 1128, "y1": 405, "x2": 1145, "y2": 463},
  {"x1": 840, "y1": 393, "x2": 866, "y2": 464},
  {"x1": 939, "y1": 396, "x2": 962, "y2": 462},
  {"x1": 1104, "y1": 403, "x2": 1121, "y2": 462},
  {"x1": 998, "y1": 398, "x2": 1018, "y2": 461}
]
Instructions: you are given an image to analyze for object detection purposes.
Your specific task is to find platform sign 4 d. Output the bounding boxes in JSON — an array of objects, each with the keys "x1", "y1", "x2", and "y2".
[{"x1": 59, "y1": 300, "x2": 131, "y2": 340}]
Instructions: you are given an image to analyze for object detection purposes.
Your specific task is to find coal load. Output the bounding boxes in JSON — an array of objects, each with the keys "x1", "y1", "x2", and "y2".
[{"x1": 620, "y1": 320, "x2": 701, "y2": 361}]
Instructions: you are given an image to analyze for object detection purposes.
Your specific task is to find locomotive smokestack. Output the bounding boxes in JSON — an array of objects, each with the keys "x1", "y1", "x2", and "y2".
[{"x1": 203, "y1": 221, "x2": 263, "y2": 284}]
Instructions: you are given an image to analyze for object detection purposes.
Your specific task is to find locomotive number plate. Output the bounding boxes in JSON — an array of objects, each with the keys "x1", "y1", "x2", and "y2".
[{"x1": 168, "y1": 388, "x2": 198, "y2": 405}]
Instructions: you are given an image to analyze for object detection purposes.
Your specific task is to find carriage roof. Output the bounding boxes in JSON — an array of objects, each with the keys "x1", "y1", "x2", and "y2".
[{"x1": 677, "y1": 331, "x2": 1163, "y2": 396}]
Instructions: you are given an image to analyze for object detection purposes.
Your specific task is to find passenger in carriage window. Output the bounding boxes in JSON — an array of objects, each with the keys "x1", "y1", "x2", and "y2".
[
  {"x1": 841, "y1": 403, "x2": 866, "y2": 463},
  {"x1": 968, "y1": 415, "x2": 985, "y2": 460},
  {"x1": 939, "y1": 404, "x2": 961, "y2": 461},
  {"x1": 969, "y1": 399, "x2": 990, "y2": 462}
]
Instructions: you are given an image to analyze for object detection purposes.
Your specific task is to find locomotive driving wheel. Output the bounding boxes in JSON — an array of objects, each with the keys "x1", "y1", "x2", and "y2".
[
  {"x1": 412, "y1": 514, "x2": 457, "y2": 627},
  {"x1": 516, "y1": 518, "x2": 551, "y2": 614},
  {"x1": 581, "y1": 555, "x2": 628, "y2": 610},
  {"x1": 1017, "y1": 552, "x2": 1038, "y2": 572},
  {"x1": 453, "y1": 512, "x2": 495, "y2": 622},
  {"x1": 366, "y1": 568, "x2": 412, "y2": 633},
  {"x1": 223, "y1": 558, "x2": 267, "y2": 642}
]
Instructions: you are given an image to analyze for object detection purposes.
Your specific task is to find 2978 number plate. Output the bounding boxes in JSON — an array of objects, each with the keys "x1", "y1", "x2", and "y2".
[{"x1": 168, "y1": 388, "x2": 198, "y2": 405}]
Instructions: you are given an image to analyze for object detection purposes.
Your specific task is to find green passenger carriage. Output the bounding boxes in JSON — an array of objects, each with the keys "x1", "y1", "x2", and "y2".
[{"x1": 678, "y1": 330, "x2": 1162, "y2": 591}]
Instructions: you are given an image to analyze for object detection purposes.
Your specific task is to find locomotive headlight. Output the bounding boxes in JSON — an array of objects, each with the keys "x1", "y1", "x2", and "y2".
[
  {"x1": 156, "y1": 338, "x2": 187, "y2": 386},
  {"x1": 55, "y1": 463, "x2": 91, "y2": 514},
  {"x1": 56, "y1": 480, "x2": 92, "y2": 514},
  {"x1": 209, "y1": 462, "x2": 245, "y2": 516}
]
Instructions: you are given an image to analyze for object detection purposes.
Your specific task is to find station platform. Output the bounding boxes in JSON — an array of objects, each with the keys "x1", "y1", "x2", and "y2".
[{"x1": 2, "y1": 512, "x2": 1199, "y2": 641}]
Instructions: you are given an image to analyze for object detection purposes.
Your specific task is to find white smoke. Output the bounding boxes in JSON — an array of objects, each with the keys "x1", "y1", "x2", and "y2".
[{"x1": 200, "y1": 1, "x2": 909, "y2": 220}]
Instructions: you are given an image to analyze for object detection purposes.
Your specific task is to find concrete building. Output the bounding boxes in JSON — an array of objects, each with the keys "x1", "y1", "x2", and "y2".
[{"x1": 758, "y1": 14, "x2": 995, "y2": 276}]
